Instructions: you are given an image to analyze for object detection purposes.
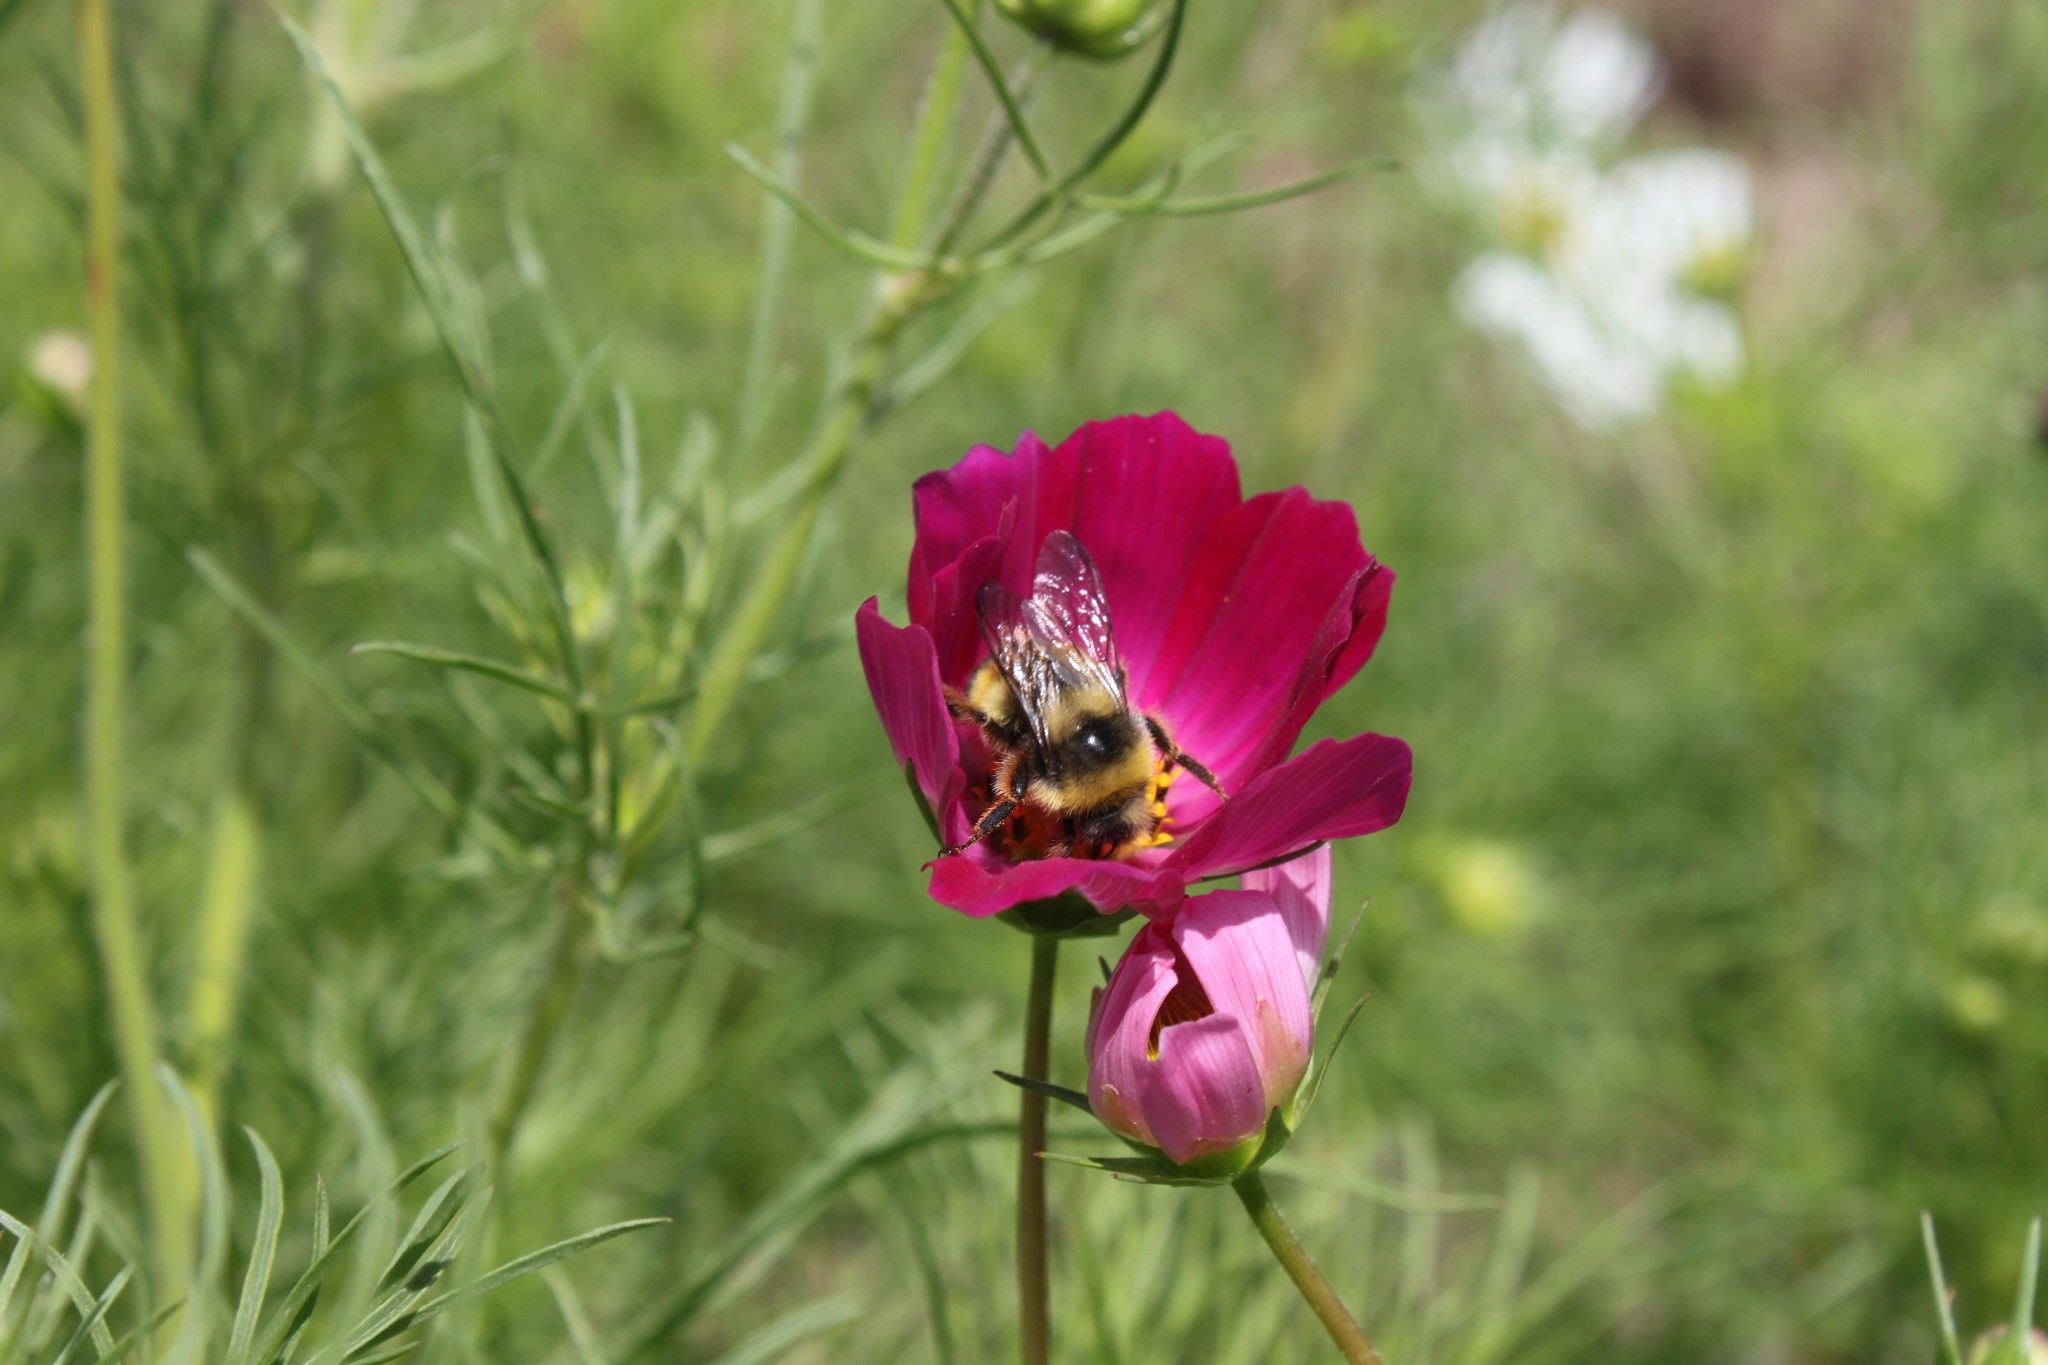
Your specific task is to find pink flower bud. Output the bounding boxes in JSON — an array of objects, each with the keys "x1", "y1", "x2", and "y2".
[{"x1": 1085, "y1": 847, "x2": 1332, "y2": 1170}]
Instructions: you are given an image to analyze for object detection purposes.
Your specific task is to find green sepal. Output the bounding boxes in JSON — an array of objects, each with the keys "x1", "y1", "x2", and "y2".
[
  {"x1": 1286, "y1": 993, "x2": 1370, "y2": 1129},
  {"x1": 994, "y1": 1070, "x2": 1093, "y2": 1114},
  {"x1": 901, "y1": 763, "x2": 943, "y2": 845},
  {"x1": 999, "y1": 893, "x2": 1134, "y2": 939},
  {"x1": 1044, "y1": 1108, "x2": 1294, "y2": 1186}
]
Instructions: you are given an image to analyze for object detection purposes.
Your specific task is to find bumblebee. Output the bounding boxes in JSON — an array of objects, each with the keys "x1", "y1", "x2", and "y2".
[{"x1": 941, "y1": 530, "x2": 1226, "y2": 860}]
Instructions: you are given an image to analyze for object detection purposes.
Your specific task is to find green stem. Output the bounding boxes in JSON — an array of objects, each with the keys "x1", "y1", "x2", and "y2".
[
  {"x1": 738, "y1": 0, "x2": 825, "y2": 445},
  {"x1": 1232, "y1": 1170, "x2": 1380, "y2": 1364},
  {"x1": 186, "y1": 515, "x2": 275, "y2": 1134},
  {"x1": 931, "y1": 44, "x2": 1052, "y2": 256},
  {"x1": 889, "y1": 3, "x2": 975, "y2": 250},
  {"x1": 685, "y1": 271, "x2": 932, "y2": 763},
  {"x1": 685, "y1": 17, "x2": 1001, "y2": 762},
  {"x1": 79, "y1": 0, "x2": 195, "y2": 1301},
  {"x1": 486, "y1": 882, "x2": 592, "y2": 1172},
  {"x1": 1016, "y1": 935, "x2": 1058, "y2": 1365},
  {"x1": 184, "y1": 788, "x2": 259, "y2": 1133}
]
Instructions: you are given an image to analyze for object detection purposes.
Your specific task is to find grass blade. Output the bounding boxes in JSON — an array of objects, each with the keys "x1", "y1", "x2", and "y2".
[
  {"x1": 228, "y1": 1128, "x2": 287, "y2": 1364},
  {"x1": 401, "y1": 1218, "x2": 668, "y2": 1328},
  {"x1": 2014, "y1": 1217, "x2": 2043, "y2": 1342},
  {"x1": 0, "y1": 1083, "x2": 116, "y2": 1343},
  {"x1": 0, "y1": 1213, "x2": 117, "y2": 1357},
  {"x1": 48, "y1": 1265, "x2": 128, "y2": 1365}
]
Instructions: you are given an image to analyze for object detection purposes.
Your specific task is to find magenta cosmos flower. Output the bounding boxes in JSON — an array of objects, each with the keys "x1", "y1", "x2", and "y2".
[
  {"x1": 1087, "y1": 846, "x2": 1332, "y2": 1168},
  {"x1": 856, "y1": 412, "x2": 1411, "y2": 919}
]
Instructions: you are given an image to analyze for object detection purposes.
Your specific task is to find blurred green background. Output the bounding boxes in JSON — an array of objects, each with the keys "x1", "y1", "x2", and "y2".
[{"x1": 3, "y1": 0, "x2": 2046, "y2": 1360}]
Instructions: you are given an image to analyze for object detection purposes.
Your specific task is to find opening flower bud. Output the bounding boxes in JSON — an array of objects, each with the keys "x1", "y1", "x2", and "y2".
[
  {"x1": 993, "y1": 0, "x2": 1165, "y2": 60},
  {"x1": 1085, "y1": 848, "x2": 1332, "y2": 1174}
]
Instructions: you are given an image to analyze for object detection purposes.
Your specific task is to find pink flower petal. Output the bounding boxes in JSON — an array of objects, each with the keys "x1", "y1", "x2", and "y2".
[
  {"x1": 925, "y1": 849, "x2": 1183, "y2": 919},
  {"x1": 1025, "y1": 415, "x2": 1243, "y2": 695},
  {"x1": 1174, "y1": 734, "x2": 1413, "y2": 886},
  {"x1": 909, "y1": 435, "x2": 1050, "y2": 625},
  {"x1": 1241, "y1": 843, "x2": 1334, "y2": 995},
  {"x1": 908, "y1": 414, "x2": 1243, "y2": 690},
  {"x1": 1144, "y1": 490, "x2": 1389, "y2": 787},
  {"x1": 1172, "y1": 890, "x2": 1314, "y2": 1108},
  {"x1": 1085, "y1": 928, "x2": 1178, "y2": 1146},
  {"x1": 854, "y1": 600, "x2": 964, "y2": 833},
  {"x1": 1137, "y1": 1012, "x2": 1271, "y2": 1166}
]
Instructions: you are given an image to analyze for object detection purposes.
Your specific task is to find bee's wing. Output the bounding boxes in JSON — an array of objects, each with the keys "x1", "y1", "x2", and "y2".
[
  {"x1": 1026, "y1": 531, "x2": 1123, "y2": 694},
  {"x1": 975, "y1": 532, "x2": 1126, "y2": 749}
]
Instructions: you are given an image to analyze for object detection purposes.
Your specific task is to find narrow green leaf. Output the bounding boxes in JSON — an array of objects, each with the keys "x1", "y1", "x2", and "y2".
[
  {"x1": 2014, "y1": 1218, "x2": 2043, "y2": 1342},
  {"x1": 740, "y1": 0, "x2": 826, "y2": 444},
  {"x1": 936, "y1": 0, "x2": 1052, "y2": 180},
  {"x1": 723, "y1": 142, "x2": 942, "y2": 271},
  {"x1": 618, "y1": 1120, "x2": 1014, "y2": 1354},
  {"x1": 1037, "y1": 1151, "x2": 1217, "y2": 1186},
  {"x1": 166, "y1": 1065, "x2": 231, "y2": 1361},
  {"x1": 1290, "y1": 993, "x2": 1371, "y2": 1124},
  {"x1": 349, "y1": 640, "x2": 572, "y2": 703},
  {"x1": 187, "y1": 548, "x2": 486, "y2": 842},
  {"x1": 97, "y1": 1298, "x2": 185, "y2": 1365},
  {"x1": 336, "y1": 1187, "x2": 486, "y2": 1360},
  {"x1": 542, "y1": 1268, "x2": 612, "y2": 1365},
  {"x1": 228, "y1": 1128, "x2": 287, "y2": 1365},
  {"x1": 1312, "y1": 900, "x2": 1369, "y2": 1022},
  {"x1": 280, "y1": 14, "x2": 584, "y2": 696},
  {"x1": 0, "y1": 1083, "x2": 114, "y2": 1340},
  {"x1": 993, "y1": 1070, "x2": 1092, "y2": 1114},
  {"x1": 707, "y1": 1295, "x2": 863, "y2": 1365},
  {"x1": 250, "y1": 1144, "x2": 463, "y2": 1365},
  {"x1": 1078, "y1": 157, "x2": 1391, "y2": 217},
  {"x1": 0, "y1": 1213, "x2": 116, "y2": 1356},
  {"x1": 47, "y1": 1264, "x2": 128, "y2": 1365},
  {"x1": 374, "y1": 1170, "x2": 476, "y2": 1294},
  {"x1": 1922, "y1": 1213, "x2": 1965, "y2": 1365},
  {"x1": 344, "y1": 1342, "x2": 420, "y2": 1364},
  {"x1": 402, "y1": 1218, "x2": 667, "y2": 1327}
]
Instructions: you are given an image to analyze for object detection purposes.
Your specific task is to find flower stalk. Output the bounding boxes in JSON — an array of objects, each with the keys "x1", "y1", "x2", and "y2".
[
  {"x1": 78, "y1": 0, "x2": 195, "y2": 1299},
  {"x1": 1232, "y1": 1169, "x2": 1381, "y2": 1365},
  {"x1": 1016, "y1": 934, "x2": 1059, "y2": 1365}
]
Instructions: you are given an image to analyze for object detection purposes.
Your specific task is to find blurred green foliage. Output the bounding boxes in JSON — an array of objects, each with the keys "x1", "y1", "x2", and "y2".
[{"x1": 2, "y1": 0, "x2": 2046, "y2": 1359}]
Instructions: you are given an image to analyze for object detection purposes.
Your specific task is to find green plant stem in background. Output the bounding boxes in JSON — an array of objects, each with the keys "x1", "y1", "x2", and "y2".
[
  {"x1": 1232, "y1": 1170, "x2": 1380, "y2": 1365},
  {"x1": 687, "y1": 9, "x2": 1024, "y2": 764},
  {"x1": 686, "y1": 269, "x2": 938, "y2": 763},
  {"x1": 487, "y1": 883, "x2": 592, "y2": 1172},
  {"x1": 890, "y1": 8, "x2": 975, "y2": 250},
  {"x1": 77, "y1": 0, "x2": 194, "y2": 1300},
  {"x1": 1016, "y1": 935, "x2": 1058, "y2": 1365},
  {"x1": 739, "y1": 0, "x2": 825, "y2": 446},
  {"x1": 184, "y1": 790, "x2": 258, "y2": 1132}
]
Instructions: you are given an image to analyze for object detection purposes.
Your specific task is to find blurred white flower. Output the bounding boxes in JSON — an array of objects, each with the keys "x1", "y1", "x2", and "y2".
[
  {"x1": 27, "y1": 330, "x2": 92, "y2": 407},
  {"x1": 1431, "y1": 4, "x2": 1757, "y2": 428},
  {"x1": 1445, "y1": 3, "x2": 1660, "y2": 174}
]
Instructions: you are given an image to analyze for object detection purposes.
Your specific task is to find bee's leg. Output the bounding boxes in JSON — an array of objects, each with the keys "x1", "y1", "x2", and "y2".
[
  {"x1": 938, "y1": 754, "x2": 1030, "y2": 856},
  {"x1": 939, "y1": 797, "x2": 1019, "y2": 857},
  {"x1": 1144, "y1": 714, "x2": 1228, "y2": 800}
]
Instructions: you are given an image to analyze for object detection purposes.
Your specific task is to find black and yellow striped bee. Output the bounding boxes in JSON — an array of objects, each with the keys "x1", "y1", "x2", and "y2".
[{"x1": 941, "y1": 531, "x2": 1226, "y2": 860}]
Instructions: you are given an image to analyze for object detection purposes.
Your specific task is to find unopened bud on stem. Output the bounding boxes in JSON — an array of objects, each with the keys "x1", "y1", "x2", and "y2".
[{"x1": 993, "y1": 0, "x2": 1165, "y2": 60}]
